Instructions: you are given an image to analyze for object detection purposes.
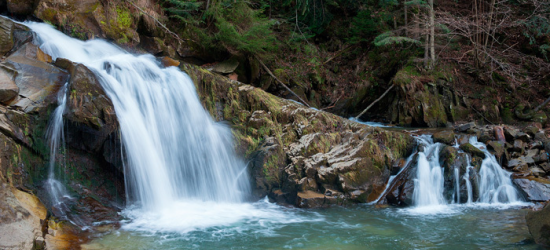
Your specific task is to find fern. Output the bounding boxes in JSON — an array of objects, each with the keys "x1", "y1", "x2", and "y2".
[{"x1": 373, "y1": 31, "x2": 421, "y2": 47}]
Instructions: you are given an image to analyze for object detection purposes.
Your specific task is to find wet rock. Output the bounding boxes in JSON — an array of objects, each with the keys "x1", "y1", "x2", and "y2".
[
  {"x1": 526, "y1": 203, "x2": 550, "y2": 247},
  {"x1": 5, "y1": 43, "x2": 69, "y2": 112},
  {"x1": 7, "y1": 0, "x2": 38, "y2": 15},
  {"x1": 65, "y1": 63, "x2": 117, "y2": 152},
  {"x1": 0, "y1": 67, "x2": 18, "y2": 103},
  {"x1": 456, "y1": 134, "x2": 470, "y2": 145},
  {"x1": 295, "y1": 190, "x2": 344, "y2": 208},
  {"x1": 513, "y1": 178, "x2": 550, "y2": 201},
  {"x1": 249, "y1": 137, "x2": 286, "y2": 198},
  {"x1": 541, "y1": 162, "x2": 550, "y2": 173},
  {"x1": 161, "y1": 56, "x2": 180, "y2": 67},
  {"x1": 433, "y1": 130, "x2": 455, "y2": 145},
  {"x1": 460, "y1": 143, "x2": 485, "y2": 158}
]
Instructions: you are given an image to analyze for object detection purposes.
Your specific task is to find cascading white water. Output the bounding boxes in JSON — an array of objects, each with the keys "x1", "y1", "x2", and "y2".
[
  {"x1": 27, "y1": 22, "x2": 251, "y2": 229},
  {"x1": 45, "y1": 82, "x2": 72, "y2": 215},
  {"x1": 406, "y1": 134, "x2": 524, "y2": 213},
  {"x1": 469, "y1": 137, "x2": 520, "y2": 204},
  {"x1": 412, "y1": 135, "x2": 446, "y2": 207},
  {"x1": 463, "y1": 155, "x2": 474, "y2": 205}
]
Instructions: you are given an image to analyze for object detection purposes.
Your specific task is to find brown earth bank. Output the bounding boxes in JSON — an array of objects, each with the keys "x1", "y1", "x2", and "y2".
[{"x1": 0, "y1": 0, "x2": 548, "y2": 248}]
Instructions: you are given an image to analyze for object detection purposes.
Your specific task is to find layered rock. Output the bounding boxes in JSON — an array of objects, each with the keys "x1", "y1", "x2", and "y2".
[
  {"x1": 0, "y1": 16, "x2": 124, "y2": 247},
  {"x1": 183, "y1": 64, "x2": 415, "y2": 207}
]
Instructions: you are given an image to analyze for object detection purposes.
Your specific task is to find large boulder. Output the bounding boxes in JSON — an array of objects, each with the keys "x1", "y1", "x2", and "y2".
[
  {"x1": 4, "y1": 43, "x2": 69, "y2": 113},
  {"x1": 183, "y1": 63, "x2": 416, "y2": 207},
  {"x1": 526, "y1": 203, "x2": 550, "y2": 247},
  {"x1": 433, "y1": 130, "x2": 455, "y2": 145},
  {"x1": 512, "y1": 177, "x2": 550, "y2": 201},
  {"x1": 459, "y1": 143, "x2": 486, "y2": 158}
]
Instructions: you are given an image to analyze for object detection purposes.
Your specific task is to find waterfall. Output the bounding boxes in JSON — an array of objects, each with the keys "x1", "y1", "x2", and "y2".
[
  {"x1": 27, "y1": 22, "x2": 250, "y2": 217},
  {"x1": 406, "y1": 134, "x2": 523, "y2": 212},
  {"x1": 412, "y1": 135, "x2": 446, "y2": 207},
  {"x1": 45, "y1": 82, "x2": 71, "y2": 215},
  {"x1": 469, "y1": 137, "x2": 520, "y2": 204}
]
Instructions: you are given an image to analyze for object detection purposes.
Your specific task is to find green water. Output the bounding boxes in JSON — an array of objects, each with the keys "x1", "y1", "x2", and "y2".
[{"x1": 84, "y1": 200, "x2": 539, "y2": 250}]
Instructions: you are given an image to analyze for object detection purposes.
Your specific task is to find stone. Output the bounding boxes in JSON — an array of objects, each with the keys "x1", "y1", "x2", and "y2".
[
  {"x1": 512, "y1": 139, "x2": 525, "y2": 153},
  {"x1": 137, "y1": 14, "x2": 162, "y2": 38},
  {"x1": 530, "y1": 167, "x2": 546, "y2": 177},
  {"x1": 526, "y1": 203, "x2": 550, "y2": 247},
  {"x1": 487, "y1": 141, "x2": 505, "y2": 158},
  {"x1": 494, "y1": 126, "x2": 506, "y2": 143},
  {"x1": 516, "y1": 132, "x2": 531, "y2": 142},
  {"x1": 212, "y1": 58, "x2": 239, "y2": 74},
  {"x1": 65, "y1": 63, "x2": 117, "y2": 152},
  {"x1": 509, "y1": 158, "x2": 529, "y2": 172},
  {"x1": 161, "y1": 56, "x2": 180, "y2": 67},
  {"x1": 433, "y1": 130, "x2": 456, "y2": 145},
  {"x1": 0, "y1": 183, "x2": 46, "y2": 250},
  {"x1": 456, "y1": 135, "x2": 470, "y2": 145},
  {"x1": 7, "y1": 0, "x2": 38, "y2": 15},
  {"x1": 504, "y1": 126, "x2": 519, "y2": 142},
  {"x1": 457, "y1": 122, "x2": 475, "y2": 132},
  {"x1": 0, "y1": 67, "x2": 18, "y2": 103},
  {"x1": 541, "y1": 162, "x2": 550, "y2": 173},
  {"x1": 5, "y1": 43, "x2": 70, "y2": 112},
  {"x1": 513, "y1": 178, "x2": 550, "y2": 201},
  {"x1": 459, "y1": 143, "x2": 485, "y2": 158},
  {"x1": 524, "y1": 126, "x2": 539, "y2": 137},
  {"x1": 0, "y1": 16, "x2": 14, "y2": 56}
]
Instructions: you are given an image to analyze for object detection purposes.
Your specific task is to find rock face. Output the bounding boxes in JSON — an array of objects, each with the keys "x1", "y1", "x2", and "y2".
[
  {"x1": 513, "y1": 178, "x2": 550, "y2": 201},
  {"x1": 0, "y1": 16, "x2": 124, "y2": 245},
  {"x1": 0, "y1": 67, "x2": 18, "y2": 103},
  {"x1": 183, "y1": 64, "x2": 415, "y2": 207},
  {"x1": 0, "y1": 182, "x2": 47, "y2": 250},
  {"x1": 526, "y1": 203, "x2": 550, "y2": 247}
]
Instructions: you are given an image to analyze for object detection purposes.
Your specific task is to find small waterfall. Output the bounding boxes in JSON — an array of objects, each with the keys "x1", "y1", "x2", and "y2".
[
  {"x1": 27, "y1": 22, "x2": 250, "y2": 219},
  {"x1": 469, "y1": 137, "x2": 520, "y2": 204},
  {"x1": 402, "y1": 134, "x2": 523, "y2": 212},
  {"x1": 45, "y1": 82, "x2": 71, "y2": 215},
  {"x1": 412, "y1": 135, "x2": 446, "y2": 207},
  {"x1": 453, "y1": 167, "x2": 460, "y2": 203}
]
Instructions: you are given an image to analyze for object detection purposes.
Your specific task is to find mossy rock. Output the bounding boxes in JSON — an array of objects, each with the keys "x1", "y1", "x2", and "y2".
[
  {"x1": 433, "y1": 130, "x2": 456, "y2": 145},
  {"x1": 459, "y1": 143, "x2": 485, "y2": 158}
]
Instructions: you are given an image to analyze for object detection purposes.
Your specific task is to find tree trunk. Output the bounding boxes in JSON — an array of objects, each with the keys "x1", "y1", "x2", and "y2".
[
  {"x1": 404, "y1": 0, "x2": 408, "y2": 36},
  {"x1": 429, "y1": 0, "x2": 435, "y2": 65}
]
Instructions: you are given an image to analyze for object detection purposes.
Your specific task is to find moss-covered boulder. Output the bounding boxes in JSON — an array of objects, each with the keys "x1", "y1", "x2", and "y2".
[
  {"x1": 433, "y1": 130, "x2": 456, "y2": 145},
  {"x1": 183, "y1": 63, "x2": 416, "y2": 207},
  {"x1": 460, "y1": 143, "x2": 485, "y2": 158}
]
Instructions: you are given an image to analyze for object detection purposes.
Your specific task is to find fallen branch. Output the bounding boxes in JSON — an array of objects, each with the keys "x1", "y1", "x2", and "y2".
[
  {"x1": 125, "y1": 0, "x2": 192, "y2": 44},
  {"x1": 257, "y1": 58, "x2": 311, "y2": 108},
  {"x1": 534, "y1": 96, "x2": 550, "y2": 112},
  {"x1": 355, "y1": 82, "x2": 394, "y2": 120},
  {"x1": 471, "y1": 107, "x2": 495, "y2": 125}
]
